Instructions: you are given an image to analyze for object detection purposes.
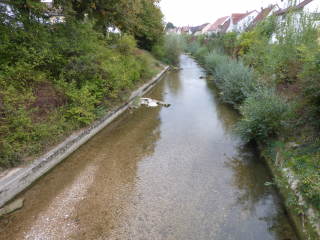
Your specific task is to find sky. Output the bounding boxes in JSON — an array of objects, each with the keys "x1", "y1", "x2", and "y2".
[{"x1": 159, "y1": 0, "x2": 282, "y2": 27}]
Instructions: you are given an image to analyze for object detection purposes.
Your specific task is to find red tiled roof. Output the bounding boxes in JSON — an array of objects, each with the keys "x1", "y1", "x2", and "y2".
[
  {"x1": 275, "y1": 0, "x2": 314, "y2": 15},
  {"x1": 251, "y1": 5, "x2": 274, "y2": 26},
  {"x1": 231, "y1": 13, "x2": 246, "y2": 24},
  {"x1": 220, "y1": 19, "x2": 230, "y2": 33},
  {"x1": 233, "y1": 10, "x2": 258, "y2": 24},
  {"x1": 208, "y1": 16, "x2": 229, "y2": 31},
  {"x1": 182, "y1": 26, "x2": 190, "y2": 33},
  {"x1": 295, "y1": 0, "x2": 314, "y2": 10}
]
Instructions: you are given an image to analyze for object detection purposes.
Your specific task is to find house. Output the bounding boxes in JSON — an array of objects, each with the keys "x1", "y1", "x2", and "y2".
[
  {"x1": 181, "y1": 26, "x2": 191, "y2": 34},
  {"x1": 277, "y1": 0, "x2": 319, "y2": 13},
  {"x1": 46, "y1": 2, "x2": 65, "y2": 24},
  {"x1": 207, "y1": 16, "x2": 229, "y2": 36},
  {"x1": 194, "y1": 23, "x2": 212, "y2": 35},
  {"x1": 166, "y1": 28, "x2": 176, "y2": 34},
  {"x1": 275, "y1": 0, "x2": 319, "y2": 21},
  {"x1": 271, "y1": 0, "x2": 319, "y2": 42},
  {"x1": 190, "y1": 26, "x2": 200, "y2": 35},
  {"x1": 250, "y1": 4, "x2": 280, "y2": 28},
  {"x1": 166, "y1": 28, "x2": 181, "y2": 35},
  {"x1": 219, "y1": 19, "x2": 231, "y2": 33},
  {"x1": 227, "y1": 10, "x2": 259, "y2": 33}
]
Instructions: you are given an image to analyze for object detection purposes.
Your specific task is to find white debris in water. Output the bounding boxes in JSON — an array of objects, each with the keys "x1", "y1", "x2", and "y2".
[{"x1": 140, "y1": 98, "x2": 170, "y2": 108}]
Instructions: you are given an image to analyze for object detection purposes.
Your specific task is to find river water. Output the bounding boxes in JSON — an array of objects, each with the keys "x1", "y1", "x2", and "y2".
[{"x1": 1, "y1": 55, "x2": 298, "y2": 239}]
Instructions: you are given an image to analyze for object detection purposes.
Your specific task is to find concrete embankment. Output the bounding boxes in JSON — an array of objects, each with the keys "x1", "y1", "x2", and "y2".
[
  {"x1": 262, "y1": 154, "x2": 320, "y2": 240},
  {"x1": 0, "y1": 66, "x2": 169, "y2": 209}
]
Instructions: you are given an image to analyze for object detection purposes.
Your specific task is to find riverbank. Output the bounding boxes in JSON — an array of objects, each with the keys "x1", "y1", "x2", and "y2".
[
  {"x1": 262, "y1": 151, "x2": 320, "y2": 240},
  {"x1": 185, "y1": 47, "x2": 320, "y2": 239},
  {"x1": 0, "y1": 54, "x2": 299, "y2": 239},
  {"x1": 0, "y1": 66, "x2": 169, "y2": 209}
]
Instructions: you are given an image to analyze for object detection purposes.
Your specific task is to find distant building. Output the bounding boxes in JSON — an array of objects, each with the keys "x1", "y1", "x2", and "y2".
[
  {"x1": 227, "y1": 10, "x2": 259, "y2": 33},
  {"x1": 194, "y1": 23, "x2": 212, "y2": 35},
  {"x1": 207, "y1": 16, "x2": 229, "y2": 36},
  {"x1": 181, "y1": 26, "x2": 191, "y2": 34},
  {"x1": 250, "y1": 5, "x2": 280, "y2": 28}
]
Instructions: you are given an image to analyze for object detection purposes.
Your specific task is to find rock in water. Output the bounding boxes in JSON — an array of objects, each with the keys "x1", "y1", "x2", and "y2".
[{"x1": 0, "y1": 198, "x2": 24, "y2": 218}]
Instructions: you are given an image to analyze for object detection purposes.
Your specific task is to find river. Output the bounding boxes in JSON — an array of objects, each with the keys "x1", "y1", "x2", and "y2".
[{"x1": 0, "y1": 55, "x2": 298, "y2": 240}]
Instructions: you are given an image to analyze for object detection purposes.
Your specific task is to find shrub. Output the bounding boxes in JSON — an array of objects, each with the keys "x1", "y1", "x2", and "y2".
[
  {"x1": 204, "y1": 49, "x2": 229, "y2": 75},
  {"x1": 264, "y1": 10, "x2": 319, "y2": 83},
  {"x1": 214, "y1": 59, "x2": 257, "y2": 105},
  {"x1": 194, "y1": 47, "x2": 207, "y2": 64},
  {"x1": 188, "y1": 41, "x2": 201, "y2": 55},
  {"x1": 217, "y1": 32, "x2": 238, "y2": 56},
  {"x1": 0, "y1": 18, "x2": 160, "y2": 168},
  {"x1": 197, "y1": 35, "x2": 206, "y2": 45},
  {"x1": 234, "y1": 87, "x2": 291, "y2": 144},
  {"x1": 116, "y1": 34, "x2": 137, "y2": 56},
  {"x1": 162, "y1": 34, "x2": 186, "y2": 66}
]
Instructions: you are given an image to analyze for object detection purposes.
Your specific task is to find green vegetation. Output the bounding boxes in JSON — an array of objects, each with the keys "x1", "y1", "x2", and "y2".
[
  {"x1": 0, "y1": 0, "x2": 168, "y2": 168},
  {"x1": 165, "y1": 22, "x2": 176, "y2": 30},
  {"x1": 183, "y1": 9, "x2": 320, "y2": 228},
  {"x1": 162, "y1": 34, "x2": 186, "y2": 66}
]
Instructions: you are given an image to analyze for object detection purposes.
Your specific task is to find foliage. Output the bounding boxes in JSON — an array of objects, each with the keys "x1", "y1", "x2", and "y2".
[
  {"x1": 0, "y1": 18, "x2": 160, "y2": 168},
  {"x1": 194, "y1": 47, "x2": 207, "y2": 64},
  {"x1": 197, "y1": 35, "x2": 206, "y2": 45},
  {"x1": 214, "y1": 59, "x2": 258, "y2": 106},
  {"x1": 203, "y1": 49, "x2": 229, "y2": 75},
  {"x1": 217, "y1": 32, "x2": 238, "y2": 56},
  {"x1": 133, "y1": 0, "x2": 165, "y2": 51},
  {"x1": 162, "y1": 34, "x2": 186, "y2": 66},
  {"x1": 234, "y1": 87, "x2": 291, "y2": 144},
  {"x1": 165, "y1": 22, "x2": 176, "y2": 30},
  {"x1": 53, "y1": 0, "x2": 142, "y2": 33},
  {"x1": 188, "y1": 41, "x2": 201, "y2": 55}
]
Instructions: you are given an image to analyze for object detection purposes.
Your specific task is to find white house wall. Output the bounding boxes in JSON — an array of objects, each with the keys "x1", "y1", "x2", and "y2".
[
  {"x1": 303, "y1": 1, "x2": 319, "y2": 13},
  {"x1": 227, "y1": 12, "x2": 258, "y2": 33},
  {"x1": 237, "y1": 12, "x2": 259, "y2": 32}
]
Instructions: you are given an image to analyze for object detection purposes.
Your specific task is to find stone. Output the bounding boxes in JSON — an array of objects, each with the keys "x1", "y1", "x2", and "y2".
[{"x1": 0, "y1": 198, "x2": 24, "y2": 218}]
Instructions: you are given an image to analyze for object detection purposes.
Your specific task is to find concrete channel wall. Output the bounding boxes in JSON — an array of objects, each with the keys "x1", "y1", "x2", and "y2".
[{"x1": 0, "y1": 66, "x2": 169, "y2": 208}]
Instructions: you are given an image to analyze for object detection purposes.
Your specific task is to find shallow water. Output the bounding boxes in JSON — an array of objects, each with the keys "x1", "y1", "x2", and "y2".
[{"x1": 1, "y1": 55, "x2": 298, "y2": 239}]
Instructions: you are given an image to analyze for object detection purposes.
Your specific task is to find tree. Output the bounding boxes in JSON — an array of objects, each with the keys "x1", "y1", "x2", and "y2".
[
  {"x1": 133, "y1": 0, "x2": 165, "y2": 51},
  {"x1": 52, "y1": 0, "x2": 142, "y2": 34},
  {"x1": 52, "y1": 0, "x2": 165, "y2": 51},
  {"x1": 165, "y1": 22, "x2": 175, "y2": 30}
]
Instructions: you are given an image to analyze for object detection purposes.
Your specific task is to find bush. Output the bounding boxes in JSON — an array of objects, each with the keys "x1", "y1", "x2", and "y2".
[
  {"x1": 0, "y1": 18, "x2": 160, "y2": 168},
  {"x1": 189, "y1": 41, "x2": 201, "y2": 55},
  {"x1": 204, "y1": 49, "x2": 228, "y2": 75},
  {"x1": 162, "y1": 34, "x2": 186, "y2": 65},
  {"x1": 214, "y1": 59, "x2": 257, "y2": 105},
  {"x1": 234, "y1": 87, "x2": 291, "y2": 143},
  {"x1": 197, "y1": 35, "x2": 206, "y2": 45},
  {"x1": 263, "y1": 10, "x2": 319, "y2": 83},
  {"x1": 194, "y1": 47, "x2": 207, "y2": 64},
  {"x1": 116, "y1": 34, "x2": 137, "y2": 56},
  {"x1": 217, "y1": 32, "x2": 238, "y2": 56}
]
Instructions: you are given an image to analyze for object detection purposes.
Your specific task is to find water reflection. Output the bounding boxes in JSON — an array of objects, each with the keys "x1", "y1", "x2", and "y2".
[{"x1": 224, "y1": 142, "x2": 298, "y2": 240}]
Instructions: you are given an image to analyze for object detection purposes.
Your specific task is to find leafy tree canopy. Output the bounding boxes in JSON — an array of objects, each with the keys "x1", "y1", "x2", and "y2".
[{"x1": 165, "y1": 22, "x2": 175, "y2": 30}]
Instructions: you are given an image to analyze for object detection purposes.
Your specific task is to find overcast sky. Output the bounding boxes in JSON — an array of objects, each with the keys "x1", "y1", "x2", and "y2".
[{"x1": 159, "y1": 0, "x2": 281, "y2": 27}]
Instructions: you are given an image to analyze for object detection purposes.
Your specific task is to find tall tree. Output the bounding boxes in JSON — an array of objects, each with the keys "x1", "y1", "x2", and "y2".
[
  {"x1": 53, "y1": 0, "x2": 142, "y2": 33},
  {"x1": 165, "y1": 22, "x2": 175, "y2": 30},
  {"x1": 133, "y1": 0, "x2": 165, "y2": 51}
]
